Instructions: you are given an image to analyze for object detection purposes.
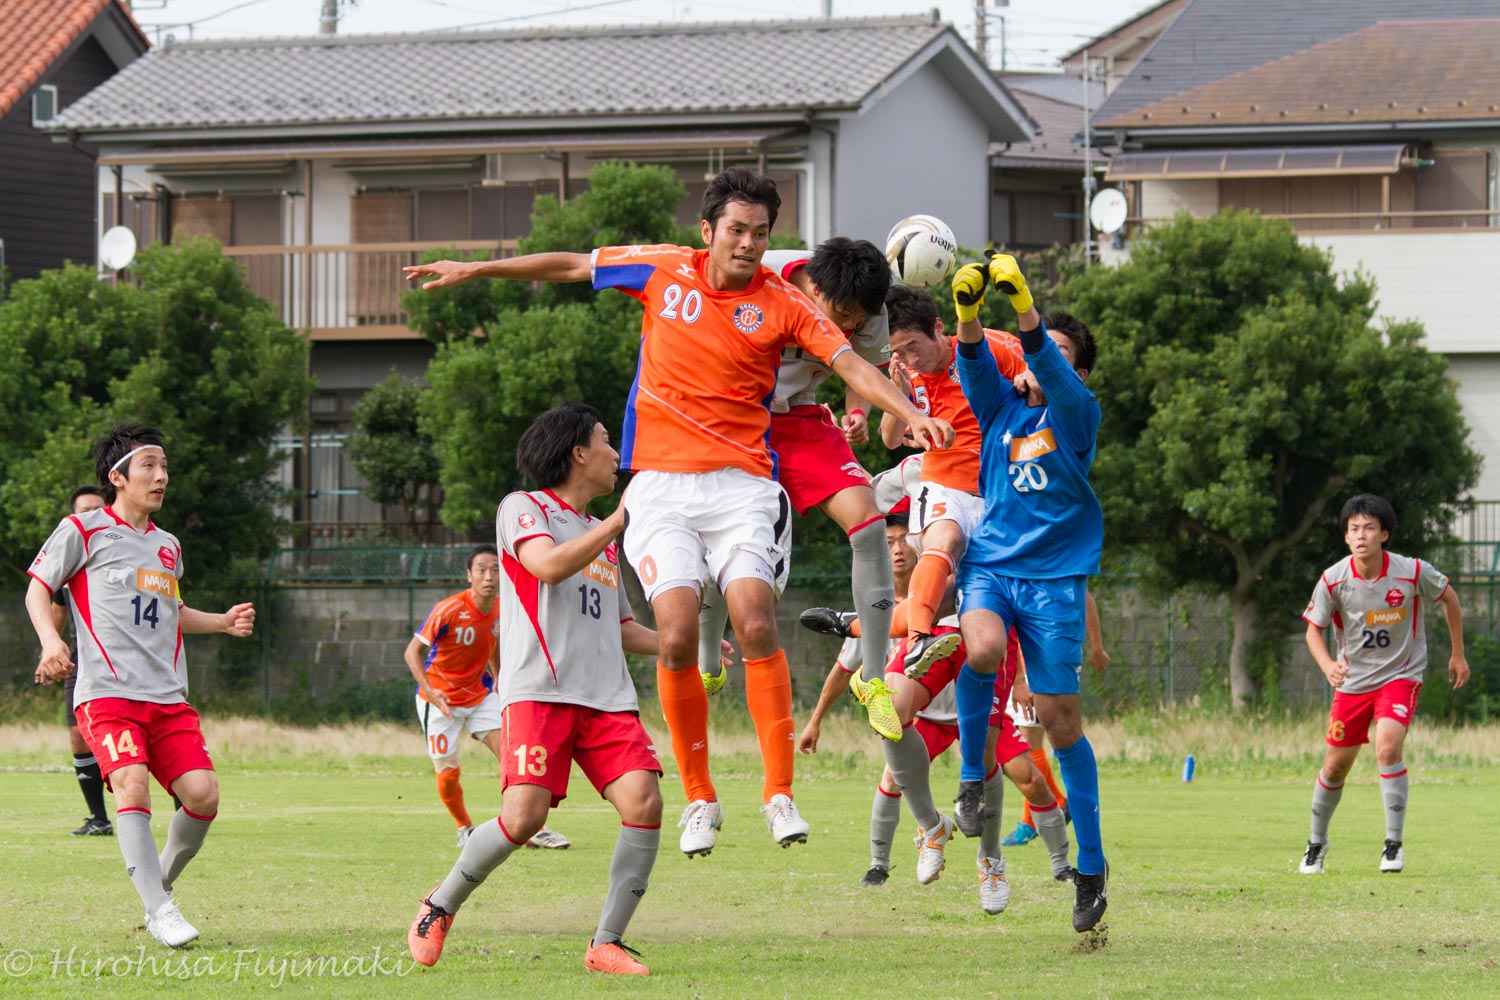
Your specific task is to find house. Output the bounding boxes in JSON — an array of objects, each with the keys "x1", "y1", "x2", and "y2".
[
  {"x1": 1057, "y1": 0, "x2": 1188, "y2": 97},
  {"x1": 1086, "y1": 0, "x2": 1500, "y2": 540},
  {"x1": 46, "y1": 15, "x2": 1032, "y2": 536},
  {"x1": 0, "y1": 0, "x2": 147, "y2": 285}
]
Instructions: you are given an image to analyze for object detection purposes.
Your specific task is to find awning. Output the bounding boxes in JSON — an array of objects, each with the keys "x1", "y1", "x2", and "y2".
[{"x1": 1105, "y1": 144, "x2": 1409, "y2": 181}]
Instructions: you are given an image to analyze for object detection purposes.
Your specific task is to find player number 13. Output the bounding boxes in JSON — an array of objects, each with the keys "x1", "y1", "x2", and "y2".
[{"x1": 513, "y1": 744, "x2": 547, "y2": 776}]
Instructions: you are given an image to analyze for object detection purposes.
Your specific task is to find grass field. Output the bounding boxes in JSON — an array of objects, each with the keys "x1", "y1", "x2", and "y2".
[{"x1": 1, "y1": 709, "x2": 1497, "y2": 998}]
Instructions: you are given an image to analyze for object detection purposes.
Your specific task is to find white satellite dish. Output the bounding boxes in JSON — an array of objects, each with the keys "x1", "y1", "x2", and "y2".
[
  {"x1": 1088, "y1": 188, "x2": 1128, "y2": 235},
  {"x1": 99, "y1": 225, "x2": 138, "y2": 270}
]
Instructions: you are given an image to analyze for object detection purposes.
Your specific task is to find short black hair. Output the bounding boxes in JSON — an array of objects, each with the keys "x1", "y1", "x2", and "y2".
[
  {"x1": 1340, "y1": 494, "x2": 1396, "y2": 536},
  {"x1": 1043, "y1": 311, "x2": 1097, "y2": 374},
  {"x1": 93, "y1": 422, "x2": 165, "y2": 505},
  {"x1": 884, "y1": 512, "x2": 909, "y2": 530},
  {"x1": 701, "y1": 166, "x2": 780, "y2": 231},
  {"x1": 884, "y1": 284, "x2": 939, "y2": 338},
  {"x1": 70, "y1": 485, "x2": 105, "y2": 509},
  {"x1": 468, "y1": 543, "x2": 498, "y2": 570},
  {"x1": 515, "y1": 401, "x2": 604, "y2": 490},
  {"x1": 804, "y1": 237, "x2": 891, "y2": 317}
]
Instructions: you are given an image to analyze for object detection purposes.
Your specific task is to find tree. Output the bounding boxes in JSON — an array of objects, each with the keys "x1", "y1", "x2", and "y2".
[
  {"x1": 348, "y1": 372, "x2": 441, "y2": 540},
  {"x1": 1061, "y1": 210, "x2": 1480, "y2": 707},
  {"x1": 0, "y1": 238, "x2": 312, "y2": 585}
]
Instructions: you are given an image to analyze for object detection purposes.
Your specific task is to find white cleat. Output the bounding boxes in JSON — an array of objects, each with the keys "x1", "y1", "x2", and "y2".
[
  {"x1": 526, "y1": 826, "x2": 571, "y2": 850},
  {"x1": 146, "y1": 899, "x2": 200, "y2": 948},
  {"x1": 455, "y1": 825, "x2": 473, "y2": 848},
  {"x1": 914, "y1": 813, "x2": 957, "y2": 884},
  {"x1": 1299, "y1": 840, "x2": 1327, "y2": 874},
  {"x1": 678, "y1": 799, "x2": 724, "y2": 857},
  {"x1": 760, "y1": 794, "x2": 810, "y2": 847},
  {"x1": 978, "y1": 856, "x2": 1011, "y2": 914},
  {"x1": 1380, "y1": 840, "x2": 1404, "y2": 873}
]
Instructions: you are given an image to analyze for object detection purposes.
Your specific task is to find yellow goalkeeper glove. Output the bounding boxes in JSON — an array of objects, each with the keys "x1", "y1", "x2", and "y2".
[
  {"x1": 951, "y1": 262, "x2": 989, "y2": 324},
  {"x1": 985, "y1": 251, "x2": 1034, "y2": 316}
]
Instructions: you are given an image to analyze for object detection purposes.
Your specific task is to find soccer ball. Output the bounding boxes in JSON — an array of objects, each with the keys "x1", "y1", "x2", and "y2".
[{"x1": 885, "y1": 215, "x2": 958, "y2": 288}]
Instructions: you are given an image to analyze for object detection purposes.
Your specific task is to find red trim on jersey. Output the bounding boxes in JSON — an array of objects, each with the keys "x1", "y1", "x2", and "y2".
[
  {"x1": 173, "y1": 625, "x2": 183, "y2": 674},
  {"x1": 622, "y1": 821, "x2": 661, "y2": 830},
  {"x1": 1380, "y1": 768, "x2": 1408, "y2": 780},
  {"x1": 985, "y1": 762, "x2": 1000, "y2": 781},
  {"x1": 846, "y1": 513, "x2": 885, "y2": 538},
  {"x1": 877, "y1": 786, "x2": 901, "y2": 799},
  {"x1": 777, "y1": 258, "x2": 807, "y2": 282},
  {"x1": 103, "y1": 506, "x2": 157, "y2": 533},
  {"x1": 25, "y1": 570, "x2": 54, "y2": 596},
  {"x1": 541, "y1": 488, "x2": 581, "y2": 516},
  {"x1": 510, "y1": 532, "x2": 550, "y2": 549},
  {"x1": 1350, "y1": 552, "x2": 1389, "y2": 581},
  {"x1": 67, "y1": 566, "x2": 117, "y2": 678},
  {"x1": 1301, "y1": 614, "x2": 1324, "y2": 629},
  {"x1": 502, "y1": 551, "x2": 559, "y2": 685}
]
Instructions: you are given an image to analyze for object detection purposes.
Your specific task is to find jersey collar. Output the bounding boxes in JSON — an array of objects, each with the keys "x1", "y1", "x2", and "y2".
[
  {"x1": 1349, "y1": 551, "x2": 1389, "y2": 581},
  {"x1": 103, "y1": 505, "x2": 157, "y2": 533},
  {"x1": 542, "y1": 488, "x2": 581, "y2": 516}
]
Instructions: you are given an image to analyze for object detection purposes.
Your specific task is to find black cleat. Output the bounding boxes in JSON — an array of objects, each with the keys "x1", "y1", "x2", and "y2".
[
  {"x1": 1054, "y1": 865, "x2": 1077, "y2": 884},
  {"x1": 70, "y1": 816, "x2": 113, "y2": 836},
  {"x1": 953, "y1": 780, "x2": 987, "y2": 838},
  {"x1": 799, "y1": 607, "x2": 857, "y2": 638},
  {"x1": 859, "y1": 865, "x2": 890, "y2": 886},
  {"x1": 1072, "y1": 865, "x2": 1108, "y2": 932}
]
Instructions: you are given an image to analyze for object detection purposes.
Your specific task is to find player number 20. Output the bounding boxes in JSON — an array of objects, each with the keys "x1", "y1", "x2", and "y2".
[
  {"x1": 513, "y1": 744, "x2": 547, "y2": 776},
  {"x1": 659, "y1": 284, "x2": 703, "y2": 323},
  {"x1": 1360, "y1": 629, "x2": 1391, "y2": 650},
  {"x1": 1008, "y1": 461, "x2": 1049, "y2": 493}
]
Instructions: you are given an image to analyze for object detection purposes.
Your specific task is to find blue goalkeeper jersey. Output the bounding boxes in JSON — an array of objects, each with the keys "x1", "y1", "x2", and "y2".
[{"x1": 955, "y1": 326, "x2": 1102, "y2": 579}]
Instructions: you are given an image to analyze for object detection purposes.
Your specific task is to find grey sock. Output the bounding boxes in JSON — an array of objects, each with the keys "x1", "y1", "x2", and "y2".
[
  {"x1": 159, "y1": 809, "x2": 213, "y2": 892},
  {"x1": 979, "y1": 766, "x2": 1004, "y2": 858},
  {"x1": 1380, "y1": 762, "x2": 1409, "y2": 842},
  {"x1": 594, "y1": 824, "x2": 660, "y2": 945},
  {"x1": 697, "y1": 586, "x2": 731, "y2": 675},
  {"x1": 1032, "y1": 802, "x2": 1072, "y2": 875},
  {"x1": 116, "y1": 810, "x2": 170, "y2": 913},
  {"x1": 883, "y1": 727, "x2": 939, "y2": 830},
  {"x1": 870, "y1": 787, "x2": 901, "y2": 869},
  {"x1": 849, "y1": 518, "x2": 896, "y2": 683},
  {"x1": 1310, "y1": 772, "x2": 1344, "y2": 843},
  {"x1": 431, "y1": 818, "x2": 523, "y2": 913}
]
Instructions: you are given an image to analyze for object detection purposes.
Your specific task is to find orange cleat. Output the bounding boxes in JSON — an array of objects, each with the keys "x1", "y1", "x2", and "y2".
[
  {"x1": 584, "y1": 939, "x2": 650, "y2": 976},
  {"x1": 408, "y1": 890, "x2": 454, "y2": 967}
]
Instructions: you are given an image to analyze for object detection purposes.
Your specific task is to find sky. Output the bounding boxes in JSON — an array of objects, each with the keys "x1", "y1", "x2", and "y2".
[{"x1": 124, "y1": 0, "x2": 1163, "y2": 74}]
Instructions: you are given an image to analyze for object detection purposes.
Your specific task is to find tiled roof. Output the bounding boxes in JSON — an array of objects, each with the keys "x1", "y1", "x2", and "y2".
[
  {"x1": 1099, "y1": 19, "x2": 1500, "y2": 129},
  {"x1": 52, "y1": 17, "x2": 960, "y2": 133},
  {"x1": 0, "y1": 0, "x2": 146, "y2": 117},
  {"x1": 997, "y1": 87, "x2": 1104, "y2": 166}
]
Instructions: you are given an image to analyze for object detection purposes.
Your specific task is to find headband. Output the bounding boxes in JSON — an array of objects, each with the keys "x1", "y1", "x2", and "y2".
[{"x1": 109, "y1": 444, "x2": 165, "y2": 473}]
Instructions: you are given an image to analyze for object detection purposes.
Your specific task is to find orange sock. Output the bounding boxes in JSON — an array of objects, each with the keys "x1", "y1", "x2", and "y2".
[
  {"x1": 657, "y1": 662, "x2": 716, "y2": 803},
  {"x1": 743, "y1": 650, "x2": 795, "y2": 801},
  {"x1": 906, "y1": 551, "x2": 954, "y2": 636},
  {"x1": 1032, "y1": 746, "x2": 1066, "y2": 809},
  {"x1": 436, "y1": 767, "x2": 471, "y2": 829}
]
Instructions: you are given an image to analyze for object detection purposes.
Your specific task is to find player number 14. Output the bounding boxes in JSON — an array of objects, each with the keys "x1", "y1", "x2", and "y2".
[{"x1": 131, "y1": 595, "x2": 160, "y2": 629}]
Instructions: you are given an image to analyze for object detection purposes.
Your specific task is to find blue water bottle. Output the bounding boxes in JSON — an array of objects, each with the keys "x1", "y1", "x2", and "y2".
[{"x1": 1182, "y1": 754, "x2": 1196, "y2": 783}]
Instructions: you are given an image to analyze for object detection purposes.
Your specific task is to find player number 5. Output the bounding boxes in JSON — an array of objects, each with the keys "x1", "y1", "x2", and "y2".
[{"x1": 513, "y1": 744, "x2": 547, "y2": 776}]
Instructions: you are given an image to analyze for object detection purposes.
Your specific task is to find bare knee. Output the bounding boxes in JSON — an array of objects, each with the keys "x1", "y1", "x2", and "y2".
[
  {"x1": 731, "y1": 612, "x2": 779, "y2": 659},
  {"x1": 433, "y1": 756, "x2": 460, "y2": 772},
  {"x1": 656, "y1": 620, "x2": 700, "y2": 669},
  {"x1": 173, "y1": 771, "x2": 220, "y2": 815}
]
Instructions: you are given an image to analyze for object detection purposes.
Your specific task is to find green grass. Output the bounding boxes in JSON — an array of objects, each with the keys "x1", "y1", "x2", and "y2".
[{"x1": 1, "y1": 718, "x2": 1497, "y2": 998}]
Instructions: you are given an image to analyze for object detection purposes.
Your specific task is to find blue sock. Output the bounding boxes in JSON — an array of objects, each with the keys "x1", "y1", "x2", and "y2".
[
  {"x1": 1055, "y1": 736, "x2": 1105, "y2": 875},
  {"x1": 954, "y1": 664, "x2": 996, "y2": 782}
]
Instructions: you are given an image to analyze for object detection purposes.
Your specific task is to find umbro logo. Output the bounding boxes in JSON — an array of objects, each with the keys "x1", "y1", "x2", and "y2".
[
  {"x1": 462, "y1": 871, "x2": 481, "y2": 883},
  {"x1": 1391, "y1": 804, "x2": 1405, "y2": 814},
  {"x1": 873, "y1": 839, "x2": 887, "y2": 847},
  {"x1": 872, "y1": 599, "x2": 895, "y2": 610},
  {"x1": 631, "y1": 889, "x2": 646, "y2": 898},
  {"x1": 105, "y1": 533, "x2": 123, "y2": 540}
]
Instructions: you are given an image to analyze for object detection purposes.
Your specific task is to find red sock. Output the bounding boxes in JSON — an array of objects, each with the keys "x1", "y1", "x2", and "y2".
[
  {"x1": 744, "y1": 650, "x2": 795, "y2": 801},
  {"x1": 657, "y1": 662, "x2": 716, "y2": 803},
  {"x1": 906, "y1": 551, "x2": 954, "y2": 637},
  {"x1": 436, "y1": 767, "x2": 471, "y2": 828}
]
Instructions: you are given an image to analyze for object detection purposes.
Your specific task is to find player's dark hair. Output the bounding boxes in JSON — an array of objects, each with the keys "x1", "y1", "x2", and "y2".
[
  {"x1": 805, "y1": 237, "x2": 891, "y2": 316},
  {"x1": 884, "y1": 284, "x2": 939, "y2": 338},
  {"x1": 515, "y1": 401, "x2": 604, "y2": 490},
  {"x1": 1340, "y1": 494, "x2": 1396, "y2": 536},
  {"x1": 1043, "y1": 311, "x2": 1097, "y2": 374},
  {"x1": 70, "y1": 485, "x2": 105, "y2": 509},
  {"x1": 701, "y1": 167, "x2": 780, "y2": 231},
  {"x1": 885, "y1": 512, "x2": 910, "y2": 530},
  {"x1": 93, "y1": 422, "x2": 166, "y2": 505},
  {"x1": 468, "y1": 543, "x2": 498, "y2": 569}
]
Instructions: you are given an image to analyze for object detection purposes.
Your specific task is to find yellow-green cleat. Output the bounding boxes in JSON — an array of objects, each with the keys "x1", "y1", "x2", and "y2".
[
  {"x1": 849, "y1": 672, "x2": 902, "y2": 741},
  {"x1": 701, "y1": 658, "x2": 729, "y2": 696}
]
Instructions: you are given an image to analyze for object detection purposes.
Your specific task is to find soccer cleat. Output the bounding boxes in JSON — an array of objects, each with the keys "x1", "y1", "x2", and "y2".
[
  {"x1": 700, "y1": 658, "x2": 729, "y2": 696},
  {"x1": 902, "y1": 631, "x2": 962, "y2": 680},
  {"x1": 455, "y1": 825, "x2": 472, "y2": 848},
  {"x1": 1299, "y1": 840, "x2": 1327, "y2": 874},
  {"x1": 1001, "y1": 821, "x2": 1037, "y2": 847},
  {"x1": 798, "y1": 607, "x2": 857, "y2": 638},
  {"x1": 585, "y1": 939, "x2": 649, "y2": 976},
  {"x1": 760, "y1": 793, "x2": 810, "y2": 847},
  {"x1": 1072, "y1": 865, "x2": 1108, "y2": 932},
  {"x1": 1054, "y1": 864, "x2": 1078, "y2": 884},
  {"x1": 952, "y1": 779, "x2": 988, "y2": 838},
  {"x1": 1380, "y1": 839, "x2": 1404, "y2": 873},
  {"x1": 145, "y1": 899, "x2": 199, "y2": 948},
  {"x1": 526, "y1": 827, "x2": 571, "y2": 850},
  {"x1": 408, "y1": 891, "x2": 454, "y2": 967},
  {"x1": 859, "y1": 865, "x2": 890, "y2": 886},
  {"x1": 71, "y1": 816, "x2": 113, "y2": 836},
  {"x1": 678, "y1": 799, "x2": 724, "y2": 858},
  {"x1": 977, "y1": 856, "x2": 1011, "y2": 914},
  {"x1": 914, "y1": 813, "x2": 957, "y2": 884},
  {"x1": 848, "y1": 672, "x2": 902, "y2": 741}
]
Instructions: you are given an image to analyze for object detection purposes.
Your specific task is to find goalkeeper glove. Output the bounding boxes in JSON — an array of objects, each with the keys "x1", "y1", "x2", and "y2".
[
  {"x1": 951, "y1": 262, "x2": 989, "y2": 324},
  {"x1": 984, "y1": 251, "x2": 1034, "y2": 315}
]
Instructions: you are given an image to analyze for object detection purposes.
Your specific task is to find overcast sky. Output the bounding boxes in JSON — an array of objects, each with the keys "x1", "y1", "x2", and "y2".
[{"x1": 126, "y1": 0, "x2": 1161, "y2": 73}]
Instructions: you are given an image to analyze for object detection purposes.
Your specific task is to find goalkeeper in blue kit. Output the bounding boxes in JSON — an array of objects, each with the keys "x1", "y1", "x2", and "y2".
[{"x1": 945, "y1": 254, "x2": 1108, "y2": 932}]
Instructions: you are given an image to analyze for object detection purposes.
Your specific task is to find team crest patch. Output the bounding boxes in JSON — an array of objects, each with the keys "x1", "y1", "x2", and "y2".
[
  {"x1": 518, "y1": 513, "x2": 536, "y2": 529},
  {"x1": 158, "y1": 546, "x2": 176, "y2": 570},
  {"x1": 733, "y1": 303, "x2": 764, "y2": 332},
  {"x1": 1385, "y1": 588, "x2": 1404, "y2": 608}
]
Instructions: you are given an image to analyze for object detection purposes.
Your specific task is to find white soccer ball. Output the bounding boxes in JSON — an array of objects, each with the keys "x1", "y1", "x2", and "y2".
[{"x1": 885, "y1": 215, "x2": 958, "y2": 288}]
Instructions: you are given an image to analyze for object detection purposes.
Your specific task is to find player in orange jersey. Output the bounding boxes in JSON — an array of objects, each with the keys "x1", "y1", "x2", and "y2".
[{"x1": 405, "y1": 168, "x2": 952, "y2": 858}]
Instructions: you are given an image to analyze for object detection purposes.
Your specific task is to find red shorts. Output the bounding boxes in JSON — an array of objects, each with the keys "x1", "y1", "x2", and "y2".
[
  {"x1": 500, "y1": 701, "x2": 662, "y2": 807},
  {"x1": 74, "y1": 698, "x2": 214, "y2": 793},
  {"x1": 1326, "y1": 679, "x2": 1422, "y2": 747},
  {"x1": 770, "y1": 405, "x2": 871, "y2": 515},
  {"x1": 891, "y1": 628, "x2": 1028, "y2": 761},
  {"x1": 915, "y1": 717, "x2": 958, "y2": 759}
]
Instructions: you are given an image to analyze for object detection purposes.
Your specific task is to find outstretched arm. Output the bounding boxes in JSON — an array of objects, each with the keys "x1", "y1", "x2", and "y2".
[
  {"x1": 181, "y1": 603, "x2": 255, "y2": 637},
  {"x1": 404, "y1": 251, "x2": 593, "y2": 289},
  {"x1": 797, "y1": 660, "x2": 854, "y2": 754},
  {"x1": 1440, "y1": 586, "x2": 1469, "y2": 689},
  {"x1": 833, "y1": 352, "x2": 953, "y2": 452}
]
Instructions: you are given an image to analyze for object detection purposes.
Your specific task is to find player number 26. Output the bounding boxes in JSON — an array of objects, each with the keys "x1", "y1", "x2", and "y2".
[
  {"x1": 513, "y1": 744, "x2": 547, "y2": 777},
  {"x1": 1360, "y1": 629, "x2": 1391, "y2": 649},
  {"x1": 659, "y1": 284, "x2": 703, "y2": 323},
  {"x1": 1008, "y1": 461, "x2": 1049, "y2": 493},
  {"x1": 1327, "y1": 720, "x2": 1346, "y2": 743}
]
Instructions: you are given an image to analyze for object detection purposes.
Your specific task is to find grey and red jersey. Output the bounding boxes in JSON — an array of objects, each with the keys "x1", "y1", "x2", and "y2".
[
  {"x1": 763, "y1": 250, "x2": 890, "y2": 412},
  {"x1": 28, "y1": 507, "x2": 187, "y2": 706},
  {"x1": 1303, "y1": 551, "x2": 1450, "y2": 694},
  {"x1": 495, "y1": 489, "x2": 639, "y2": 714}
]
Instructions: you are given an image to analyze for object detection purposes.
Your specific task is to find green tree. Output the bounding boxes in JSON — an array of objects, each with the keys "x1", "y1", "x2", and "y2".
[
  {"x1": 0, "y1": 238, "x2": 312, "y2": 585},
  {"x1": 348, "y1": 372, "x2": 441, "y2": 540},
  {"x1": 1061, "y1": 210, "x2": 1480, "y2": 706}
]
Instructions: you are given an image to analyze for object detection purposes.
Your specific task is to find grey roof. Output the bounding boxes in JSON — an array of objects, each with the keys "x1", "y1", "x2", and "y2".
[
  {"x1": 1000, "y1": 73, "x2": 1105, "y2": 110},
  {"x1": 1094, "y1": 0, "x2": 1500, "y2": 126},
  {"x1": 53, "y1": 16, "x2": 1020, "y2": 137},
  {"x1": 995, "y1": 87, "x2": 1107, "y2": 168}
]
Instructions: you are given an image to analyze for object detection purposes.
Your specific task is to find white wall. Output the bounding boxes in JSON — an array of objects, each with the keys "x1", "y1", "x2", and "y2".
[
  {"x1": 1446, "y1": 355, "x2": 1500, "y2": 504},
  {"x1": 1140, "y1": 178, "x2": 1218, "y2": 220}
]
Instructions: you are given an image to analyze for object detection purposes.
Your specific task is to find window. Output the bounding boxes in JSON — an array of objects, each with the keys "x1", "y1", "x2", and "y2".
[{"x1": 31, "y1": 85, "x2": 57, "y2": 127}]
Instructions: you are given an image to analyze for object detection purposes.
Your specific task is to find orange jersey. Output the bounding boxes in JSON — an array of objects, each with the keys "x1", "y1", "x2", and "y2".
[
  {"x1": 909, "y1": 329, "x2": 1025, "y2": 492},
  {"x1": 592, "y1": 245, "x2": 851, "y2": 479},
  {"x1": 414, "y1": 589, "x2": 499, "y2": 708}
]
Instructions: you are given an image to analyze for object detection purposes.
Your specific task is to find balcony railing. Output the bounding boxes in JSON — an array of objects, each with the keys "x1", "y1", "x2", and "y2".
[{"x1": 1122, "y1": 208, "x2": 1500, "y2": 237}]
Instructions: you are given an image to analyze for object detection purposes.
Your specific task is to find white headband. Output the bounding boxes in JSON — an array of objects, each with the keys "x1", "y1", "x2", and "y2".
[{"x1": 109, "y1": 444, "x2": 165, "y2": 473}]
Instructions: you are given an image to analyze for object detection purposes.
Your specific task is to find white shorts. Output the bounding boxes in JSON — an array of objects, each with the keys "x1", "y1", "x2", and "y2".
[
  {"x1": 1005, "y1": 692, "x2": 1043, "y2": 730},
  {"x1": 417, "y1": 691, "x2": 504, "y2": 761},
  {"x1": 624, "y1": 469, "x2": 792, "y2": 603},
  {"x1": 907, "y1": 481, "x2": 984, "y2": 550}
]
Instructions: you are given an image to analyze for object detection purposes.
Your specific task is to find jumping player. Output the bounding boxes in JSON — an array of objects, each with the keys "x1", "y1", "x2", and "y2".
[
  {"x1": 405, "y1": 168, "x2": 952, "y2": 858},
  {"x1": 408, "y1": 402, "x2": 663, "y2": 976},
  {"x1": 26, "y1": 423, "x2": 256, "y2": 948},
  {"x1": 1298, "y1": 493, "x2": 1467, "y2": 875}
]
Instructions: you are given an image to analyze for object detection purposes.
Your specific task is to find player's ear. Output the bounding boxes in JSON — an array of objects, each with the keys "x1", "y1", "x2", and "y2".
[
  {"x1": 933, "y1": 318, "x2": 944, "y2": 338},
  {"x1": 700, "y1": 218, "x2": 714, "y2": 245},
  {"x1": 1077, "y1": 367, "x2": 1090, "y2": 382}
]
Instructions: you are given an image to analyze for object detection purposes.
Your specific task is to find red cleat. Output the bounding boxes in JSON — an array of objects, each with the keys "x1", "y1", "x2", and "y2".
[
  {"x1": 584, "y1": 939, "x2": 650, "y2": 976},
  {"x1": 408, "y1": 891, "x2": 454, "y2": 967}
]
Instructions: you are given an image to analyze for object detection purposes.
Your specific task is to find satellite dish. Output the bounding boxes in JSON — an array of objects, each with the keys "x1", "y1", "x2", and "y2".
[
  {"x1": 1088, "y1": 188, "x2": 1128, "y2": 235},
  {"x1": 99, "y1": 225, "x2": 137, "y2": 270}
]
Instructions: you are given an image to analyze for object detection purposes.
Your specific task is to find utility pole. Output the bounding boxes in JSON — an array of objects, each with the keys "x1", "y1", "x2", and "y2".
[
  {"x1": 1082, "y1": 48, "x2": 1095, "y2": 267},
  {"x1": 974, "y1": 0, "x2": 988, "y2": 65},
  {"x1": 319, "y1": 0, "x2": 339, "y2": 34}
]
